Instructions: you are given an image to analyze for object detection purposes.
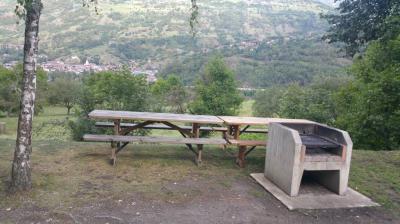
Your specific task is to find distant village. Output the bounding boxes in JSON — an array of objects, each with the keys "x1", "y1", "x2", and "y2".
[
  {"x1": 1, "y1": 45, "x2": 158, "y2": 83},
  {"x1": 3, "y1": 59, "x2": 158, "y2": 83}
]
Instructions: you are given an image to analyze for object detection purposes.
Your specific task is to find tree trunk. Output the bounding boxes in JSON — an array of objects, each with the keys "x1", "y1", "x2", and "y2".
[{"x1": 10, "y1": 0, "x2": 42, "y2": 192}]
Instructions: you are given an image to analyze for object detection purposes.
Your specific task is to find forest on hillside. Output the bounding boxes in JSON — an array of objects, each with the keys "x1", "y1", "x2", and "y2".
[{"x1": 0, "y1": 0, "x2": 349, "y2": 87}]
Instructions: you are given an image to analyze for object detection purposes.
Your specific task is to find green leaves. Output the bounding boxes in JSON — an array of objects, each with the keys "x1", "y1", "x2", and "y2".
[
  {"x1": 252, "y1": 86, "x2": 284, "y2": 118},
  {"x1": 70, "y1": 68, "x2": 151, "y2": 140},
  {"x1": 79, "y1": 68, "x2": 150, "y2": 114},
  {"x1": 150, "y1": 75, "x2": 187, "y2": 113},
  {"x1": 253, "y1": 75, "x2": 349, "y2": 126},
  {"x1": 338, "y1": 36, "x2": 400, "y2": 150},
  {"x1": 190, "y1": 56, "x2": 243, "y2": 116},
  {"x1": 0, "y1": 64, "x2": 47, "y2": 116},
  {"x1": 322, "y1": 0, "x2": 398, "y2": 56},
  {"x1": 47, "y1": 78, "x2": 81, "y2": 114}
]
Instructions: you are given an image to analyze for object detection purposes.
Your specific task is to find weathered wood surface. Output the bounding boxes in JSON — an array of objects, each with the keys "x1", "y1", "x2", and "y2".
[
  {"x1": 228, "y1": 139, "x2": 266, "y2": 146},
  {"x1": 89, "y1": 110, "x2": 224, "y2": 124},
  {"x1": 95, "y1": 122, "x2": 268, "y2": 133},
  {"x1": 83, "y1": 134, "x2": 227, "y2": 145},
  {"x1": 219, "y1": 116, "x2": 270, "y2": 125},
  {"x1": 218, "y1": 116, "x2": 314, "y2": 125}
]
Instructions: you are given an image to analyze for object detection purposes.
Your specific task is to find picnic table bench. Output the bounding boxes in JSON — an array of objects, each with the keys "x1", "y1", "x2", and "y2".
[{"x1": 83, "y1": 110, "x2": 313, "y2": 167}]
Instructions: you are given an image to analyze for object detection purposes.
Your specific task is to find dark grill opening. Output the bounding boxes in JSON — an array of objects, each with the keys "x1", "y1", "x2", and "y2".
[
  {"x1": 298, "y1": 171, "x2": 340, "y2": 195},
  {"x1": 300, "y1": 134, "x2": 343, "y2": 161},
  {"x1": 300, "y1": 134, "x2": 340, "y2": 149}
]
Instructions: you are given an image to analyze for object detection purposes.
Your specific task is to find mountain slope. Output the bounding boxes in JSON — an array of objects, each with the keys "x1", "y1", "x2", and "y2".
[{"x1": 0, "y1": 0, "x2": 349, "y2": 87}]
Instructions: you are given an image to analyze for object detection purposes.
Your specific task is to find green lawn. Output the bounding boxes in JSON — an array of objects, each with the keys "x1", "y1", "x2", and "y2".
[
  {"x1": 238, "y1": 99, "x2": 254, "y2": 116},
  {"x1": 350, "y1": 150, "x2": 400, "y2": 210},
  {"x1": 0, "y1": 106, "x2": 72, "y2": 139},
  {"x1": 0, "y1": 103, "x2": 399, "y2": 216}
]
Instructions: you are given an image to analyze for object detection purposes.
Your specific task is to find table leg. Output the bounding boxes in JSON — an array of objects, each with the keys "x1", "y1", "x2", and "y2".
[
  {"x1": 196, "y1": 144, "x2": 203, "y2": 165},
  {"x1": 111, "y1": 119, "x2": 120, "y2": 166},
  {"x1": 232, "y1": 125, "x2": 246, "y2": 168},
  {"x1": 221, "y1": 131, "x2": 227, "y2": 150},
  {"x1": 237, "y1": 145, "x2": 246, "y2": 168},
  {"x1": 192, "y1": 123, "x2": 202, "y2": 166},
  {"x1": 232, "y1": 125, "x2": 240, "y2": 139}
]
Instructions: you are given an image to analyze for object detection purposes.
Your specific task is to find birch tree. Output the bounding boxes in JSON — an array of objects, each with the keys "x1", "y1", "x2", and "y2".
[
  {"x1": 10, "y1": 0, "x2": 198, "y2": 192},
  {"x1": 10, "y1": 0, "x2": 43, "y2": 192}
]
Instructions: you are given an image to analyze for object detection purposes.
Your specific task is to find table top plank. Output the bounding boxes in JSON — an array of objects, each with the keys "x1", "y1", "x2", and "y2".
[
  {"x1": 89, "y1": 110, "x2": 224, "y2": 124},
  {"x1": 218, "y1": 116, "x2": 269, "y2": 125},
  {"x1": 83, "y1": 134, "x2": 227, "y2": 145},
  {"x1": 218, "y1": 116, "x2": 314, "y2": 125}
]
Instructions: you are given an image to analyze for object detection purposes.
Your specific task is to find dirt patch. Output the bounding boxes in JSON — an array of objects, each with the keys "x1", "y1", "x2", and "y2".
[
  {"x1": 0, "y1": 175, "x2": 398, "y2": 224},
  {"x1": 0, "y1": 141, "x2": 399, "y2": 223}
]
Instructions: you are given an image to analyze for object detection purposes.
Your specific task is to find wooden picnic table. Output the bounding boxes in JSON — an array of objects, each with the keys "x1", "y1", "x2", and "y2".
[
  {"x1": 84, "y1": 110, "x2": 311, "y2": 167},
  {"x1": 87, "y1": 110, "x2": 226, "y2": 165}
]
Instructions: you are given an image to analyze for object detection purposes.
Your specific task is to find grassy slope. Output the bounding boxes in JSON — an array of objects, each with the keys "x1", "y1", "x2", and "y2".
[
  {"x1": 0, "y1": 0, "x2": 349, "y2": 87},
  {"x1": 0, "y1": 103, "x2": 399, "y2": 216}
]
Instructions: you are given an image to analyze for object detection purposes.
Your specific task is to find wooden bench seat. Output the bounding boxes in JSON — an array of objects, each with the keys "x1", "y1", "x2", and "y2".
[
  {"x1": 227, "y1": 139, "x2": 266, "y2": 168},
  {"x1": 228, "y1": 139, "x2": 266, "y2": 146},
  {"x1": 95, "y1": 122, "x2": 268, "y2": 134},
  {"x1": 84, "y1": 134, "x2": 227, "y2": 166},
  {"x1": 83, "y1": 134, "x2": 227, "y2": 145}
]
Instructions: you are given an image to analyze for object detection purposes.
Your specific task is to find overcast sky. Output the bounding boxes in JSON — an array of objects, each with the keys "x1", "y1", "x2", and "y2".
[{"x1": 316, "y1": 0, "x2": 337, "y2": 7}]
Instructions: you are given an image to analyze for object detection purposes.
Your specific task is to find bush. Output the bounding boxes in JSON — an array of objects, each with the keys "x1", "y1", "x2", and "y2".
[
  {"x1": 189, "y1": 56, "x2": 243, "y2": 116},
  {"x1": 69, "y1": 68, "x2": 151, "y2": 140},
  {"x1": 0, "y1": 110, "x2": 6, "y2": 118},
  {"x1": 253, "y1": 86, "x2": 285, "y2": 117},
  {"x1": 69, "y1": 116, "x2": 99, "y2": 141}
]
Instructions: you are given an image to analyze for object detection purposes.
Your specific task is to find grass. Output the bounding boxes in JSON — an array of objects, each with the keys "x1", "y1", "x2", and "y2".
[
  {"x1": 0, "y1": 139, "x2": 264, "y2": 209},
  {"x1": 350, "y1": 150, "x2": 400, "y2": 210},
  {"x1": 0, "y1": 103, "x2": 399, "y2": 217},
  {"x1": 238, "y1": 99, "x2": 254, "y2": 116},
  {"x1": 0, "y1": 106, "x2": 71, "y2": 139}
]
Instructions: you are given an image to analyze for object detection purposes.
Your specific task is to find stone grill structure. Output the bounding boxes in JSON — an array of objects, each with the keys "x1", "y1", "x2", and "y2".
[{"x1": 265, "y1": 122, "x2": 353, "y2": 196}]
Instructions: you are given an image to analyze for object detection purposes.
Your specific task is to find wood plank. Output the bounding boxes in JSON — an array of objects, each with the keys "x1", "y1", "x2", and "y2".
[
  {"x1": 89, "y1": 110, "x2": 224, "y2": 124},
  {"x1": 228, "y1": 139, "x2": 266, "y2": 146},
  {"x1": 110, "y1": 119, "x2": 120, "y2": 165},
  {"x1": 219, "y1": 116, "x2": 270, "y2": 125},
  {"x1": 219, "y1": 116, "x2": 314, "y2": 125},
  {"x1": 192, "y1": 123, "x2": 202, "y2": 166},
  {"x1": 83, "y1": 134, "x2": 227, "y2": 145},
  {"x1": 95, "y1": 122, "x2": 268, "y2": 133}
]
